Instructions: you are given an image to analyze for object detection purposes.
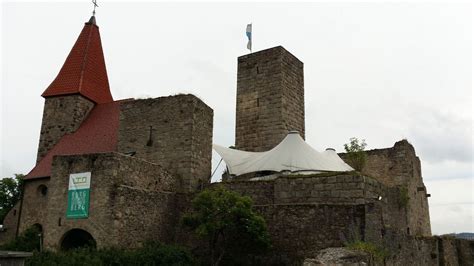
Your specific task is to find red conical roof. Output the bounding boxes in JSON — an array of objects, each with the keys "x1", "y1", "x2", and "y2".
[{"x1": 42, "y1": 16, "x2": 113, "y2": 104}]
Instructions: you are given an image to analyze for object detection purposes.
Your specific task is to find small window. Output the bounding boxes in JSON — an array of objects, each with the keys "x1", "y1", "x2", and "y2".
[{"x1": 37, "y1": 185, "x2": 48, "y2": 196}]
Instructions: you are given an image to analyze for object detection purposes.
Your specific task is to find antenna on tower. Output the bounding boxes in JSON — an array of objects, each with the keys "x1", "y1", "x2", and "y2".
[{"x1": 92, "y1": 0, "x2": 98, "y2": 16}]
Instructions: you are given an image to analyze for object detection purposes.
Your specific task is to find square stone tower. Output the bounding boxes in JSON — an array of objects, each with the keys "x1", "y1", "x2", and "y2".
[{"x1": 235, "y1": 46, "x2": 305, "y2": 152}]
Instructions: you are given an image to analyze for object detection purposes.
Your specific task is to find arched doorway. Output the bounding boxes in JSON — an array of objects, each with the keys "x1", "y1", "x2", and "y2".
[
  {"x1": 32, "y1": 223, "x2": 43, "y2": 251},
  {"x1": 60, "y1": 229, "x2": 96, "y2": 250}
]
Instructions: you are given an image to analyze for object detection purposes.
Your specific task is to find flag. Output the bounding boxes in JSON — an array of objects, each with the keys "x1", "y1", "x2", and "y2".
[{"x1": 246, "y1": 23, "x2": 252, "y2": 51}]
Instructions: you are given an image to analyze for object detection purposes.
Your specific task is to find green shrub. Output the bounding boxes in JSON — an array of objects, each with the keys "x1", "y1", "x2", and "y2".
[
  {"x1": 344, "y1": 138, "x2": 368, "y2": 172},
  {"x1": 346, "y1": 240, "x2": 389, "y2": 263},
  {"x1": 182, "y1": 186, "x2": 271, "y2": 266},
  {"x1": 25, "y1": 242, "x2": 194, "y2": 266},
  {"x1": 1, "y1": 225, "x2": 41, "y2": 252}
]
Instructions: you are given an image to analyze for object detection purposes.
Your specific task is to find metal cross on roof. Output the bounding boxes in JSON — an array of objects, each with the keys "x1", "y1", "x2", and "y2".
[{"x1": 92, "y1": 0, "x2": 98, "y2": 16}]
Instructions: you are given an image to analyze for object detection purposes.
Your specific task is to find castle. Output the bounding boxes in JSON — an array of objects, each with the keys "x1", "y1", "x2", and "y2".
[{"x1": 1, "y1": 15, "x2": 472, "y2": 265}]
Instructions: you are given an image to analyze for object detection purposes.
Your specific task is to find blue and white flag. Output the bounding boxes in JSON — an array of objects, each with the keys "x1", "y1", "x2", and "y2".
[{"x1": 246, "y1": 23, "x2": 252, "y2": 51}]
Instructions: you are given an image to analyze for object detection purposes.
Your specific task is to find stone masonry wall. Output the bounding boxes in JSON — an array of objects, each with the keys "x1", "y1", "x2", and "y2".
[
  {"x1": 258, "y1": 204, "x2": 366, "y2": 264},
  {"x1": 37, "y1": 95, "x2": 94, "y2": 163},
  {"x1": 42, "y1": 152, "x2": 176, "y2": 250},
  {"x1": 17, "y1": 178, "x2": 50, "y2": 235},
  {"x1": 217, "y1": 174, "x2": 383, "y2": 263},
  {"x1": 44, "y1": 153, "x2": 120, "y2": 250},
  {"x1": 0, "y1": 202, "x2": 20, "y2": 245},
  {"x1": 224, "y1": 174, "x2": 385, "y2": 206},
  {"x1": 117, "y1": 94, "x2": 213, "y2": 192},
  {"x1": 112, "y1": 154, "x2": 177, "y2": 248},
  {"x1": 113, "y1": 186, "x2": 176, "y2": 249},
  {"x1": 235, "y1": 46, "x2": 305, "y2": 152},
  {"x1": 382, "y1": 235, "x2": 473, "y2": 266},
  {"x1": 340, "y1": 140, "x2": 431, "y2": 237}
]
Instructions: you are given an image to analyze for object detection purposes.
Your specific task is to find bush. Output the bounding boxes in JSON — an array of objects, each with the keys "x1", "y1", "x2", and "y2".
[
  {"x1": 25, "y1": 242, "x2": 194, "y2": 266},
  {"x1": 1, "y1": 225, "x2": 41, "y2": 252},
  {"x1": 0, "y1": 174, "x2": 24, "y2": 223},
  {"x1": 182, "y1": 186, "x2": 271, "y2": 266},
  {"x1": 346, "y1": 240, "x2": 389, "y2": 263},
  {"x1": 344, "y1": 138, "x2": 367, "y2": 172}
]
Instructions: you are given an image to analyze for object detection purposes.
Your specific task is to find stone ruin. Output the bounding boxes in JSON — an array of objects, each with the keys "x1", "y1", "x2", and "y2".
[{"x1": 0, "y1": 15, "x2": 472, "y2": 265}]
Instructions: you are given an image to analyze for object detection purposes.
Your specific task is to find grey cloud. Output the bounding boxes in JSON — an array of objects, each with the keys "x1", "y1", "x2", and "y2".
[{"x1": 407, "y1": 108, "x2": 472, "y2": 163}]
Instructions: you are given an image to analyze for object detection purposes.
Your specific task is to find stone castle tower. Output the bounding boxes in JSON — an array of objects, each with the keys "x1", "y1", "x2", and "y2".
[
  {"x1": 36, "y1": 16, "x2": 111, "y2": 163},
  {"x1": 235, "y1": 46, "x2": 305, "y2": 151}
]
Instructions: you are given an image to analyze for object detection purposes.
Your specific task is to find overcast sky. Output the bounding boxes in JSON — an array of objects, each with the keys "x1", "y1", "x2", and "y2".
[{"x1": 1, "y1": 1, "x2": 472, "y2": 235}]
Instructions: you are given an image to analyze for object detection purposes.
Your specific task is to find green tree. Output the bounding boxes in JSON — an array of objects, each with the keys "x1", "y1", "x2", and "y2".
[
  {"x1": 344, "y1": 138, "x2": 367, "y2": 172},
  {"x1": 1, "y1": 225, "x2": 41, "y2": 252},
  {"x1": 182, "y1": 186, "x2": 271, "y2": 266},
  {"x1": 0, "y1": 174, "x2": 24, "y2": 223}
]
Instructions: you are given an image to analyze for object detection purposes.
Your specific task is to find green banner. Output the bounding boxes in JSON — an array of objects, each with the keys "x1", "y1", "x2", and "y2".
[{"x1": 66, "y1": 172, "x2": 91, "y2": 219}]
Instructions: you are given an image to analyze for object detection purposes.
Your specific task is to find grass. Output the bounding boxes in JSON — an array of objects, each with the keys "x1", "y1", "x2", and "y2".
[{"x1": 346, "y1": 240, "x2": 389, "y2": 263}]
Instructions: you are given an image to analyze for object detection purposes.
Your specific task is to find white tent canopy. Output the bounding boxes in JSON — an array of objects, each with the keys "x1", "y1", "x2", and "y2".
[{"x1": 213, "y1": 131, "x2": 354, "y2": 176}]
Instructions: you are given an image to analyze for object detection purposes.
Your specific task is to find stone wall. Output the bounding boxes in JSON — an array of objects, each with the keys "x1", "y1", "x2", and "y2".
[
  {"x1": 223, "y1": 174, "x2": 385, "y2": 206},
  {"x1": 382, "y1": 235, "x2": 474, "y2": 266},
  {"x1": 16, "y1": 179, "x2": 50, "y2": 235},
  {"x1": 340, "y1": 140, "x2": 431, "y2": 237},
  {"x1": 111, "y1": 154, "x2": 178, "y2": 248},
  {"x1": 113, "y1": 186, "x2": 176, "y2": 248},
  {"x1": 258, "y1": 204, "x2": 366, "y2": 264},
  {"x1": 438, "y1": 238, "x2": 474, "y2": 266},
  {"x1": 216, "y1": 174, "x2": 385, "y2": 263},
  {"x1": 39, "y1": 152, "x2": 177, "y2": 250},
  {"x1": 36, "y1": 95, "x2": 94, "y2": 163},
  {"x1": 44, "y1": 153, "x2": 120, "y2": 250},
  {"x1": 0, "y1": 202, "x2": 20, "y2": 245},
  {"x1": 235, "y1": 46, "x2": 305, "y2": 152},
  {"x1": 117, "y1": 94, "x2": 213, "y2": 192},
  {"x1": 219, "y1": 175, "x2": 471, "y2": 265}
]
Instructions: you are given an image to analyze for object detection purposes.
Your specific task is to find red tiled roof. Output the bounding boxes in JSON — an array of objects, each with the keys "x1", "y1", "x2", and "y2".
[
  {"x1": 25, "y1": 100, "x2": 124, "y2": 179},
  {"x1": 41, "y1": 16, "x2": 113, "y2": 104}
]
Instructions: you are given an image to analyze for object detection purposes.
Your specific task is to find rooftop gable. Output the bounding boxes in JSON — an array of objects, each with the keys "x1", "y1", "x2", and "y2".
[{"x1": 41, "y1": 16, "x2": 113, "y2": 104}]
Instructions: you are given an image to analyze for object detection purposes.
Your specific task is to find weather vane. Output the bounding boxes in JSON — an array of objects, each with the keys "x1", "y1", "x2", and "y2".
[{"x1": 92, "y1": 0, "x2": 98, "y2": 16}]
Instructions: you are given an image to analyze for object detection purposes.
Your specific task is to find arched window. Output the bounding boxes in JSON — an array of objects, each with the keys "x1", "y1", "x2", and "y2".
[{"x1": 37, "y1": 184, "x2": 48, "y2": 196}]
